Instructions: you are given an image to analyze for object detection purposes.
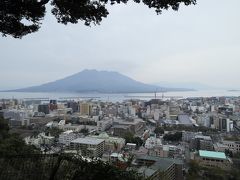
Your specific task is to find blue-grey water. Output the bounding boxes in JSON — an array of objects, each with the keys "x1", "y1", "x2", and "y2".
[{"x1": 0, "y1": 90, "x2": 240, "y2": 102}]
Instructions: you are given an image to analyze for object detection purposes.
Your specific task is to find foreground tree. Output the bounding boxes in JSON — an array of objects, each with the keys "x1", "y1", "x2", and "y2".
[
  {"x1": 124, "y1": 132, "x2": 143, "y2": 147},
  {"x1": 0, "y1": 117, "x2": 143, "y2": 179},
  {"x1": 0, "y1": 153, "x2": 144, "y2": 180},
  {"x1": 154, "y1": 126, "x2": 164, "y2": 135},
  {"x1": 0, "y1": 117, "x2": 40, "y2": 156},
  {"x1": 0, "y1": 0, "x2": 196, "y2": 38},
  {"x1": 163, "y1": 131, "x2": 182, "y2": 142}
]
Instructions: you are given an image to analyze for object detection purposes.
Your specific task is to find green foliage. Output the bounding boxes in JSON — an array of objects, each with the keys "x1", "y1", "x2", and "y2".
[
  {"x1": 0, "y1": 134, "x2": 39, "y2": 156},
  {"x1": 186, "y1": 160, "x2": 201, "y2": 180},
  {"x1": 233, "y1": 152, "x2": 240, "y2": 159},
  {"x1": 230, "y1": 168, "x2": 240, "y2": 180},
  {"x1": 1, "y1": 0, "x2": 197, "y2": 38},
  {"x1": 45, "y1": 127, "x2": 63, "y2": 138},
  {"x1": 133, "y1": 137, "x2": 143, "y2": 147},
  {"x1": 0, "y1": 154, "x2": 144, "y2": 180},
  {"x1": 80, "y1": 128, "x2": 89, "y2": 135},
  {"x1": 163, "y1": 131, "x2": 182, "y2": 142},
  {"x1": 0, "y1": 117, "x2": 143, "y2": 179},
  {"x1": 186, "y1": 160, "x2": 240, "y2": 180},
  {"x1": 124, "y1": 132, "x2": 135, "y2": 144},
  {"x1": 154, "y1": 127, "x2": 164, "y2": 135},
  {"x1": 225, "y1": 149, "x2": 233, "y2": 158},
  {"x1": 0, "y1": 117, "x2": 9, "y2": 139},
  {"x1": 124, "y1": 132, "x2": 143, "y2": 147},
  {"x1": 77, "y1": 121, "x2": 97, "y2": 126},
  {"x1": 70, "y1": 156, "x2": 143, "y2": 180},
  {"x1": 0, "y1": 117, "x2": 40, "y2": 156},
  {"x1": 0, "y1": 0, "x2": 47, "y2": 38}
]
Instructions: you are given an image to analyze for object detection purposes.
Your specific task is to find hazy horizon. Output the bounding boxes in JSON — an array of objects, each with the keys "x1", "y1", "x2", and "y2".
[
  {"x1": 0, "y1": 69, "x2": 232, "y2": 91},
  {"x1": 1, "y1": 0, "x2": 240, "y2": 90}
]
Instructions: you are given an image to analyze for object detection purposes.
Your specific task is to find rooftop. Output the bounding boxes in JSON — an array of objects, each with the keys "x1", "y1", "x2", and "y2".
[
  {"x1": 71, "y1": 137, "x2": 104, "y2": 145},
  {"x1": 113, "y1": 124, "x2": 131, "y2": 129},
  {"x1": 178, "y1": 114, "x2": 192, "y2": 125},
  {"x1": 199, "y1": 150, "x2": 227, "y2": 160},
  {"x1": 136, "y1": 155, "x2": 183, "y2": 166},
  {"x1": 195, "y1": 135, "x2": 212, "y2": 140},
  {"x1": 63, "y1": 130, "x2": 73, "y2": 134},
  {"x1": 136, "y1": 155, "x2": 183, "y2": 176},
  {"x1": 138, "y1": 167, "x2": 157, "y2": 177}
]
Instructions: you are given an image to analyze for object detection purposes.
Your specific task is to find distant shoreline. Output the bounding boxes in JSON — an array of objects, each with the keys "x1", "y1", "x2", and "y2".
[
  {"x1": 0, "y1": 90, "x2": 239, "y2": 102},
  {"x1": 0, "y1": 89, "x2": 196, "y2": 94},
  {"x1": 228, "y1": 90, "x2": 240, "y2": 92}
]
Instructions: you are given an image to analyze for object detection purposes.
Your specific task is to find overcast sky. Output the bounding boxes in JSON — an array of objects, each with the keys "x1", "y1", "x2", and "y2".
[{"x1": 1, "y1": 0, "x2": 240, "y2": 90}]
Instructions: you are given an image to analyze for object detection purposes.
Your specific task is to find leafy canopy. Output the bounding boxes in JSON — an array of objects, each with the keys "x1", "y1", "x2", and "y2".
[
  {"x1": 0, "y1": 117, "x2": 40, "y2": 156},
  {"x1": 0, "y1": 0, "x2": 196, "y2": 38}
]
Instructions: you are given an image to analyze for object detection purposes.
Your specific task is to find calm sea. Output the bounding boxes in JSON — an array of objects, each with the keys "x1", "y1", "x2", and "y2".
[{"x1": 0, "y1": 90, "x2": 240, "y2": 102}]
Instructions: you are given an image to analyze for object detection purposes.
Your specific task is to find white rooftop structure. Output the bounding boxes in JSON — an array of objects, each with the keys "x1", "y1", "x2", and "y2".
[
  {"x1": 71, "y1": 137, "x2": 104, "y2": 145},
  {"x1": 58, "y1": 120, "x2": 65, "y2": 126},
  {"x1": 195, "y1": 135, "x2": 212, "y2": 141},
  {"x1": 63, "y1": 130, "x2": 74, "y2": 134}
]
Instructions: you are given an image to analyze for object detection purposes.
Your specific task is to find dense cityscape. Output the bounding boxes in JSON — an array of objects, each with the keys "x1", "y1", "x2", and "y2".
[
  {"x1": 1, "y1": 0, "x2": 240, "y2": 179},
  {"x1": 1, "y1": 95, "x2": 240, "y2": 179}
]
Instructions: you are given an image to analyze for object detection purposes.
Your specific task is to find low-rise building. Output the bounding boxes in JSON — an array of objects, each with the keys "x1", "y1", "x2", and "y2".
[
  {"x1": 222, "y1": 140, "x2": 240, "y2": 154},
  {"x1": 112, "y1": 124, "x2": 131, "y2": 137},
  {"x1": 3, "y1": 109, "x2": 30, "y2": 126},
  {"x1": 195, "y1": 150, "x2": 232, "y2": 170},
  {"x1": 182, "y1": 131, "x2": 203, "y2": 142},
  {"x1": 190, "y1": 135, "x2": 213, "y2": 151},
  {"x1": 89, "y1": 132, "x2": 125, "y2": 152},
  {"x1": 97, "y1": 118, "x2": 112, "y2": 132},
  {"x1": 148, "y1": 145, "x2": 182, "y2": 159},
  {"x1": 214, "y1": 143, "x2": 229, "y2": 152},
  {"x1": 59, "y1": 123, "x2": 97, "y2": 133},
  {"x1": 145, "y1": 137, "x2": 162, "y2": 149},
  {"x1": 113, "y1": 118, "x2": 146, "y2": 136},
  {"x1": 136, "y1": 155, "x2": 184, "y2": 180},
  {"x1": 178, "y1": 114, "x2": 193, "y2": 126},
  {"x1": 59, "y1": 130, "x2": 77, "y2": 146},
  {"x1": 25, "y1": 132, "x2": 55, "y2": 148},
  {"x1": 70, "y1": 137, "x2": 105, "y2": 157}
]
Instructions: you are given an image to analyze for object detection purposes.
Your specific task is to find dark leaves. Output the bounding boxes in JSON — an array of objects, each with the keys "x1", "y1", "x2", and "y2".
[
  {"x1": 51, "y1": 0, "x2": 109, "y2": 26},
  {"x1": 0, "y1": 0, "x2": 197, "y2": 38},
  {"x1": 0, "y1": 0, "x2": 48, "y2": 38}
]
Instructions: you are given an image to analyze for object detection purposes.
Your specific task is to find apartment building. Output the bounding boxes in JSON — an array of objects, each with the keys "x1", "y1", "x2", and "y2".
[
  {"x1": 113, "y1": 118, "x2": 146, "y2": 136},
  {"x1": 136, "y1": 155, "x2": 184, "y2": 180},
  {"x1": 59, "y1": 130, "x2": 77, "y2": 146},
  {"x1": 89, "y1": 132, "x2": 125, "y2": 152},
  {"x1": 70, "y1": 137, "x2": 105, "y2": 157},
  {"x1": 222, "y1": 140, "x2": 240, "y2": 154},
  {"x1": 190, "y1": 135, "x2": 213, "y2": 151}
]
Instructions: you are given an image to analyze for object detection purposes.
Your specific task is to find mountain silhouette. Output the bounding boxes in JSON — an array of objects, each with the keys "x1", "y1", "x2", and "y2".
[{"x1": 8, "y1": 70, "x2": 193, "y2": 93}]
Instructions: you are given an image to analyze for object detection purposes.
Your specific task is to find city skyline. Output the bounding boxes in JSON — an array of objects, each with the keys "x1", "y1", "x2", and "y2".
[
  {"x1": 1, "y1": 1, "x2": 240, "y2": 179},
  {"x1": 1, "y1": 0, "x2": 240, "y2": 90}
]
